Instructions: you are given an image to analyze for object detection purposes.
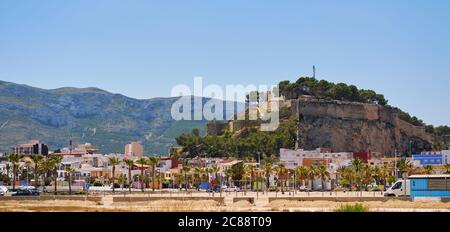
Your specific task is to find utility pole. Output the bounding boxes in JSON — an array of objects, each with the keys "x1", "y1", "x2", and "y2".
[
  {"x1": 313, "y1": 65, "x2": 316, "y2": 79},
  {"x1": 257, "y1": 152, "x2": 261, "y2": 169},
  {"x1": 26, "y1": 166, "x2": 29, "y2": 187},
  {"x1": 293, "y1": 169, "x2": 296, "y2": 196},
  {"x1": 394, "y1": 149, "x2": 398, "y2": 178},
  {"x1": 295, "y1": 99, "x2": 300, "y2": 150},
  {"x1": 409, "y1": 140, "x2": 413, "y2": 157},
  {"x1": 69, "y1": 133, "x2": 73, "y2": 156}
]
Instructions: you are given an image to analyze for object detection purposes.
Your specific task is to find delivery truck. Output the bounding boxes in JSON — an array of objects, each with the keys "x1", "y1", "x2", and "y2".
[{"x1": 384, "y1": 179, "x2": 410, "y2": 197}]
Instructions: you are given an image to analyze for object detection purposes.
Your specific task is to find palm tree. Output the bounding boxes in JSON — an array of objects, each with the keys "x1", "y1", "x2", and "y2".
[
  {"x1": 316, "y1": 165, "x2": 330, "y2": 191},
  {"x1": 423, "y1": 165, "x2": 433, "y2": 175},
  {"x1": 22, "y1": 157, "x2": 34, "y2": 186},
  {"x1": 49, "y1": 156, "x2": 63, "y2": 195},
  {"x1": 41, "y1": 157, "x2": 54, "y2": 192},
  {"x1": 64, "y1": 166, "x2": 75, "y2": 195},
  {"x1": 242, "y1": 170, "x2": 250, "y2": 193},
  {"x1": 350, "y1": 158, "x2": 365, "y2": 190},
  {"x1": 379, "y1": 165, "x2": 391, "y2": 191},
  {"x1": 351, "y1": 158, "x2": 364, "y2": 172},
  {"x1": 193, "y1": 167, "x2": 202, "y2": 189},
  {"x1": 396, "y1": 158, "x2": 415, "y2": 195},
  {"x1": 199, "y1": 167, "x2": 206, "y2": 181},
  {"x1": 387, "y1": 175, "x2": 397, "y2": 186},
  {"x1": 254, "y1": 167, "x2": 264, "y2": 191},
  {"x1": 361, "y1": 165, "x2": 373, "y2": 191},
  {"x1": 181, "y1": 165, "x2": 191, "y2": 191},
  {"x1": 5, "y1": 163, "x2": 11, "y2": 186},
  {"x1": 263, "y1": 162, "x2": 273, "y2": 190},
  {"x1": 123, "y1": 158, "x2": 134, "y2": 193},
  {"x1": 336, "y1": 166, "x2": 347, "y2": 187},
  {"x1": 230, "y1": 162, "x2": 245, "y2": 188},
  {"x1": 29, "y1": 155, "x2": 44, "y2": 188},
  {"x1": 118, "y1": 174, "x2": 127, "y2": 189},
  {"x1": 372, "y1": 165, "x2": 381, "y2": 186},
  {"x1": 211, "y1": 166, "x2": 220, "y2": 180},
  {"x1": 205, "y1": 167, "x2": 213, "y2": 182},
  {"x1": 174, "y1": 173, "x2": 184, "y2": 189},
  {"x1": 148, "y1": 156, "x2": 161, "y2": 192},
  {"x1": 295, "y1": 166, "x2": 309, "y2": 189},
  {"x1": 273, "y1": 164, "x2": 287, "y2": 194},
  {"x1": 135, "y1": 157, "x2": 149, "y2": 192},
  {"x1": 108, "y1": 156, "x2": 120, "y2": 193},
  {"x1": 307, "y1": 165, "x2": 317, "y2": 191},
  {"x1": 245, "y1": 164, "x2": 256, "y2": 190},
  {"x1": 444, "y1": 164, "x2": 450, "y2": 174},
  {"x1": 397, "y1": 158, "x2": 414, "y2": 178},
  {"x1": 225, "y1": 168, "x2": 233, "y2": 188},
  {"x1": 6, "y1": 154, "x2": 23, "y2": 191}
]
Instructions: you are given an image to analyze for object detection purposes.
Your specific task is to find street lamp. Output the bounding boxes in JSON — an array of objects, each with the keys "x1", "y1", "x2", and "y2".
[
  {"x1": 409, "y1": 140, "x2": 413, "y2": 157},
  {"x1": 293, "y1": 169, "x2": 296, "y2": 196},
  {"x1": 394, "y1": 149, "x2": 397, "y2": 178}
]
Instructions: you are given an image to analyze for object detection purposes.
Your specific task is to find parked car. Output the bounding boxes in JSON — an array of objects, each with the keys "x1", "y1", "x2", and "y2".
[
  {"x1": 224, "y1": 186, "x2": 240, "y2": 192},
  {"x1": 0, "y1": 186, "x2": 8, "y2": 196},
  {"x1": 13, "y1": 189, "x2": 40, "y2": 196},
  {"x1": 298, "y1": 186, "x2": 311, "y2": 192},
  {"x1": 367, "y1": 183, "x2": 381, "y2": 191},
  {"x1": 20, "y1": 186, "x2": 37, "y2": 191}
]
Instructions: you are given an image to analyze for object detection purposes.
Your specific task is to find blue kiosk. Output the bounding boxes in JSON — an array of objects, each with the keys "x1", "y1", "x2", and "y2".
[{"x1": 409, "y1": 175, "x2": 450, "y2": 199}]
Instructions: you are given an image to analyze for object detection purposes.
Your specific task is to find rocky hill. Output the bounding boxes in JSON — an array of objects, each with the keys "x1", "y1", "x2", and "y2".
[
  {"x1": 0, "y1": 80, "x2": 242, "y2": 154},
  {"x1": 245, "y1": 96, "x2": 448, "y2": 155}
]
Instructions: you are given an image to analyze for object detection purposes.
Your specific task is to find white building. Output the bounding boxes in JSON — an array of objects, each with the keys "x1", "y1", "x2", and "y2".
[
  {"x1": 0, "y1": 162, "x2": 7, "y2": 176},
  {"x1": 219, "y1": 160, "x2": 242, "y2": 173},
  {"x1": 368, "y1": 159, "x2": 384, "y2": 166},
  {"x1": 279, "y1": 148, "x2": 353, "y2": 170},
  {"x1": 158, "y1": 159, "x2": 173, "y2": 174},
  {"x1": 442, "y1": 150, "x2": 450, "y2": 165}
]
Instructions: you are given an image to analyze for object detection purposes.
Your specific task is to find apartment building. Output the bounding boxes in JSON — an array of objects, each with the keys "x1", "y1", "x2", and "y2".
[
  {"x1": 279, "y1": 148, "x2": 353, "y2": 170},
  {"x1": 11, "y1": 140, "x2": 49, "y2": 156},
  {"x1": 124, "y1": 141, "x2": 144, "y2": 158}
]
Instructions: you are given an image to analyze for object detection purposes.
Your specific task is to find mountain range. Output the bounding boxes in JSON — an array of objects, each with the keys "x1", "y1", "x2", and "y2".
[{"x1": 0, "y1": 80, "x2": 242, "y2": 154}]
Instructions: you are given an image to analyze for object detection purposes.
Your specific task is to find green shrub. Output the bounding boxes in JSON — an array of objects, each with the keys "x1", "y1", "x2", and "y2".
[{"x1": 334, "y1": 203, "x2": 369, "y2": 212}]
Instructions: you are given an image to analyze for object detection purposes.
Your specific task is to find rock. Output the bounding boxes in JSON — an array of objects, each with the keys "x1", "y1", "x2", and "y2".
[{"x1": 293, "y1": 98, "x2": 436, "y2": 155}]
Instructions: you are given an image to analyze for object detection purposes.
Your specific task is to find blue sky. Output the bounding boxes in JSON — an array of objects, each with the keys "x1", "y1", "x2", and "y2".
[{"x1": 0, "y1": 0, "x2": 449, "y2": 125}]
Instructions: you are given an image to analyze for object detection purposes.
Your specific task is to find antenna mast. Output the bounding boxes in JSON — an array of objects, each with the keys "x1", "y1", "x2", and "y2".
[
  {"x1": 313, "y1": 65, "x2": 316, "y2": 79},
  {"x1": 69, "y1": 133, "x2": 73, "y2": 155}
]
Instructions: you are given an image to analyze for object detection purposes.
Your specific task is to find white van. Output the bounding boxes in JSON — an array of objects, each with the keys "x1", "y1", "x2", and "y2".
[
  {"x1": 384, "y1": 179, "x2": 410, "y2": 197},
  {"x1": 0, "y1": 186, "x2": 8, "y2": 196}
]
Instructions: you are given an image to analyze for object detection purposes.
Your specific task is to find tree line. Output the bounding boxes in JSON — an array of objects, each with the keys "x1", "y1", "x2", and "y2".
[
  {"x1": 176, "y1": 119, "x2": 297, "y2": 160},
  {"x1": 397, "y1": 109, "x2": 450, "y2": 137},
  {"x1": 1, "y1": 154, "x2": 163, "y2": 194},
  {"x1": 278, "y1": 77, "x2": 388, "y2": 105}
]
